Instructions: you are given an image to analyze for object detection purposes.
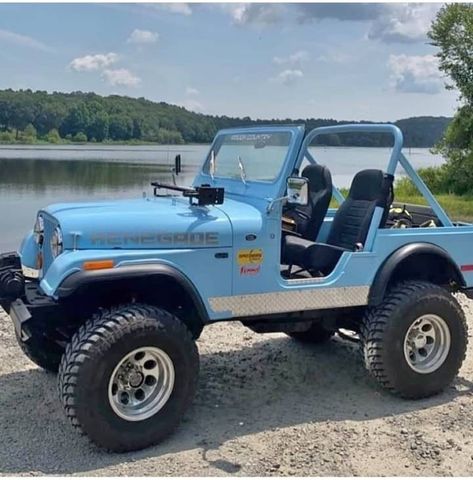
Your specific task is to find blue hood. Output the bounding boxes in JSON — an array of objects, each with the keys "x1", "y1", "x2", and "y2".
[{"x1": 42, "y1": 196, "x2": 233, "y2": 250}]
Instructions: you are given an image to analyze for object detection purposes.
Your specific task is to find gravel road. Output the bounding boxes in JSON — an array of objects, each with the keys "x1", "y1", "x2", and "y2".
[{"x1": 2, "y1": 298, "x2": 473, "y2": 476}]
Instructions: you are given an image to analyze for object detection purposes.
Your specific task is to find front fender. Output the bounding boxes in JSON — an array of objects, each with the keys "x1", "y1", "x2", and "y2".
[
  {"x1": 19, "y1": 230, "x2": 38, "y2": 269},
  {"x1": 56, "y1": 262, "x2": 209, "y2": 324}
]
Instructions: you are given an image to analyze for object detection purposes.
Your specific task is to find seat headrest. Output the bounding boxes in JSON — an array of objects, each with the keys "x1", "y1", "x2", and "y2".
[
  {"x1": 301, "y1": 164, "x2": 332, "y2": 192},
  {"x1": 349, "y1": 169, "x2": 393, "y2": 204}
]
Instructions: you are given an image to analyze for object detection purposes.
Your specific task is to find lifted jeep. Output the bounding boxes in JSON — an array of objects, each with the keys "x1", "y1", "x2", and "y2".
[{"x1": 1, "y1": 124, "x2": 471, "y2": 452}]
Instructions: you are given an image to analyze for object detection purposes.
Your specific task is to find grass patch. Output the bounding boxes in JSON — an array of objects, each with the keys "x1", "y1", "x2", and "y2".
[
  {"x1": 331, "y1": 188, "x2": 473, "y2": 222},
  {"x1": 394, "y1": 193, "x2": 473, "y2": 222}
]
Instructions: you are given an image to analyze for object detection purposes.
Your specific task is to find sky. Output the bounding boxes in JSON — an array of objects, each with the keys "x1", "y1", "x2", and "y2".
[{"x1": 0, "y1": 2, "x2": 459, "y2": 122}]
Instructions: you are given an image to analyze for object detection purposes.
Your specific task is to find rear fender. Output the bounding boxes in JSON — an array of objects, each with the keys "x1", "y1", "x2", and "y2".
[{"x1": 369, "y1": 242, "x2": 465, "y2": 305}]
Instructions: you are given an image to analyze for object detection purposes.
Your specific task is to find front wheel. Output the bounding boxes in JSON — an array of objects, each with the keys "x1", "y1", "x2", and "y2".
[
  {"x1": 58, "y1": 304, "x2": 199, "y2": 452},
  {"x1": 360, "y1": 281, "x2": 468, "y2": 399},
  {"x1": 16, "y1": 330, "x2": 63, "y2": 373}
]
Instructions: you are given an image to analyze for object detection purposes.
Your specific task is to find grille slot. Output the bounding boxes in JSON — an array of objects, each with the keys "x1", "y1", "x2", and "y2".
[{"x1": 41, "y1": 214, "x2": 58, "y2": 274}]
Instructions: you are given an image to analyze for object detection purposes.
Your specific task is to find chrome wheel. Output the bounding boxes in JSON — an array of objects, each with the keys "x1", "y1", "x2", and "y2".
[
  {"x1": 403, "y1": 314, "x2": 451, "y2": 374},
  {"x1": 108, "y1": 347, "x2": 175, "y2": 422}
]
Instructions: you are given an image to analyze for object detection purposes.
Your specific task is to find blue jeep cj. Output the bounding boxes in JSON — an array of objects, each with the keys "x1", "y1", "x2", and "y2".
[{"x1": 1, "y1": 124, "x2": 472, "y2": 451}]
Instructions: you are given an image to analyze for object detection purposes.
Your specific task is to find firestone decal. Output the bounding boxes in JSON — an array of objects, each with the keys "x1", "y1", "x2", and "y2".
[{"x1": 237, "y1": 248, "x2": 263, "y2": 276}]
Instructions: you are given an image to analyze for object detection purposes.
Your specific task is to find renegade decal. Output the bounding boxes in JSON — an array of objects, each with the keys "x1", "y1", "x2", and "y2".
[{"x1": 90, "y1": 232, "x2": 219, "y2": 246}]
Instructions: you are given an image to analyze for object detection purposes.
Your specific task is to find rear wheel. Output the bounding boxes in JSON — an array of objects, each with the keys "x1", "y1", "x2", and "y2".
[
  {"x1": 361, "y1": 281, "x2": 468, "y2": 399},
  {"x1": 58, "y1": 303, "x2": 199, "y2": 452},
  {"x1": 287, "y1": 322, "x2": 335, "y2": 344}
]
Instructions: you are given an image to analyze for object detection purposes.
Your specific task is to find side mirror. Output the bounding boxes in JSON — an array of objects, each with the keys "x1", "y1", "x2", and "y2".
[{"x1": 286, "y1": 176, "x2": 309, "y2": 206}]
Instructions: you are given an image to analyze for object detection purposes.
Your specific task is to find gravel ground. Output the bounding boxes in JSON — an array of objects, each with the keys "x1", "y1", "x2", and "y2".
[{"x1": 2, "y1": 298, "x2": 473, "y2": 476}]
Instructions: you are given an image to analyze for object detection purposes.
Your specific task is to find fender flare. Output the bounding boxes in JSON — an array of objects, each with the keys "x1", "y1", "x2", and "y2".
[
  {"x1": 56, "y1": 263, "x2": 210, "y2": 323},
  {"x1": 368, "y1": 242, "x2": 465, "y2": 305}
]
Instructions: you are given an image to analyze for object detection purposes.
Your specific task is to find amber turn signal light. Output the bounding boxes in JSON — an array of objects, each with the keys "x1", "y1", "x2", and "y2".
[{"x1": 83, "y1": 260, "x2": 114, "y2": 271}]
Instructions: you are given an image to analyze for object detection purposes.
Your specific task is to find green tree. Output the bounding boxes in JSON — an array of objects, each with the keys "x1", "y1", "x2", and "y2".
[
  {"x1": 109, "y1": 114, "x2": 133, "y2": 140},
  {"x1": 0, "y1": 130, "x2": 15, "y2": 142},
  {"x1": 46, "y1": 128, "x2": 61, "y2": 144},
  {"x1": 72, "y1": 132, "x2": 87, "y2": 143},
  {"x1": 22, "y1": 123, "x2": 37, "y2": 143},
  {"x1": 429, "y1": 4, "x2": 473, "y2": 194},
  {"x1": 34, "y1": 102, "x2": 67, "y2": 136},
  {"x1": 61, "y1": 103, "x2": 91, "y2": 138},
  {"x1": 10, "y1": 95, "x2": 36, "y2": 139},
  {"x1": 87, "y1": 110, "x2": 109, "y2": 142}
]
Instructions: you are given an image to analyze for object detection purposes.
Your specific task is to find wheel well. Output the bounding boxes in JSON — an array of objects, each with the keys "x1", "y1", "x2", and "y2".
[
  {"x1": 388, "y1": 253, "x2": 463, "y2": 289},
  {"x1": 61, "y1": 274, "x2": 206, "y2": 339},
  {"x1": 369, "y1": 244, "x2": 465, "y2": 305}
]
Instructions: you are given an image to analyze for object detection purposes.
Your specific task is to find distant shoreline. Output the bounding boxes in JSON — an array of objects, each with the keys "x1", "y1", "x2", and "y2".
[
  {"x1": 0, "y1": 141, "x2": 436, "y2": 150},
  {"x1": 0, "y1": 140, "x2": 207, "y2": 147}
]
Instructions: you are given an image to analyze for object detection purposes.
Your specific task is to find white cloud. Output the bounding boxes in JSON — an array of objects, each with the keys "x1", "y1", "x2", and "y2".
[
  {"x1": 368, "y1": 4, "x2": 440, "y2": 44},
  {"x1": 69, "y1": 53, "x2": 118, "y2": 72},
  {"x1": 69, "y1": 52, "x2": 139, "y2": 89},
  {"x1": 273, "y1": 50, "x2": 309, "y2": 67},
  {"x1": 102, "y1": 68, "x2": 141, "y2": 87},
  {"x1": 388, "y1": 54, "x2": 443, "y2": 94},
  {"x1": 272, "y1": 69, "x2": 304, "y2": 86},
  {"x1": 218, "y1": 3, "x2": 439, "y2": 44},
  {"x1": 127, "y1": 29, "x2": 159, "y2": 45},
  {"x1": 148, "y1": 3, "x2": 192, "y2": 16},
  {"x1": 222, "y1": 4, "x2": 282, "y2": 25},
  {"x1": 317, "y1": 51, "x2": 354, "y2": 64},
  {"x1": 185, "y1": 86, "x2": 199, "y2": 96},
  {"x1": 180, "y1": 99, "x2": 204, "y2": 112},
  {"x1": 0, "y1": 28, "x2": 52, "y2": 52},
  {"x1": 296, "y1": 3, "x2": 383, "y2": 22}
]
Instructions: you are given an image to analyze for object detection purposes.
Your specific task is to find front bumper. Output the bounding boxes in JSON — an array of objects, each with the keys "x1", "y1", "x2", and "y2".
[
  {"x1": 0, "y1": 252, "x2": 25, "y2": 312},
  {"x1": 0, "y1": 252, "x2": 60, "y2": 341}
]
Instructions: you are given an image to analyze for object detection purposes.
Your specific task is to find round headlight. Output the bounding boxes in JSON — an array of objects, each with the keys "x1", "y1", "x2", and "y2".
[
  {"x1": 33, "y1": 215, "x2": 44, "y2": 244},
  {"x1": 51, "y1": 227, "x2": 63, "y2": 258}
]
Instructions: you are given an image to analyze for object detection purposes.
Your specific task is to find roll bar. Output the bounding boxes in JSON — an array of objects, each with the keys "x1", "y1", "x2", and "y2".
[{"x1": 297, "y1": 123, "x2": 452, "y2": 227}]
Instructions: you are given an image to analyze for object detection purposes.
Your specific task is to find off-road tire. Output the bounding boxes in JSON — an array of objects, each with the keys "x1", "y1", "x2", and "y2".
[
  {"x1": 287, "y1": 323, "x2": 335, "y2": 344},
  {"x1": 58, "y1": 303, "x2": 199, "y2": 452},
  {"x1": 16, "y1": 330, "x2": 62, "y2": 373},
  {"x1": 360, "y1": 281, "x2": 468, "y2": 399}
]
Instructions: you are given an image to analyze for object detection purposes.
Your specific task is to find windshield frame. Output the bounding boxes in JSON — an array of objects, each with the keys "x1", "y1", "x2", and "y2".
[{"x1": 200, "y1": 126, "x2": 301, "y2": 186}]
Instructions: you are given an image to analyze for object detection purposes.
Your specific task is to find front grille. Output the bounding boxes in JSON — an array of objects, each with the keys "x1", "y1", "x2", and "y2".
[{"x1": 40, "y1": 214, "x2": 58, "y2": 275}]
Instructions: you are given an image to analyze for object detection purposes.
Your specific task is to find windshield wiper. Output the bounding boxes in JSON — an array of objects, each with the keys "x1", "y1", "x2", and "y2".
[
  {"x1": 237, "y1": 155, "x2": 247, "y2": 185},
  {"x1": 209, "y1": 150, "x2": 216, "y2": 181}
]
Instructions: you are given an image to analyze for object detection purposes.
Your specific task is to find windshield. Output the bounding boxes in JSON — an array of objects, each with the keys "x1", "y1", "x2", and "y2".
[{"x1": 203, "y1": 131, "x2": 292, "y2": 182}]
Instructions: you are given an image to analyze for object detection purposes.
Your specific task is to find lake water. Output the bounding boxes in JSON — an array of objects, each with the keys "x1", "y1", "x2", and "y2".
[{"x1": 0, "y1": 144, "x2": 443, "y2": 251}]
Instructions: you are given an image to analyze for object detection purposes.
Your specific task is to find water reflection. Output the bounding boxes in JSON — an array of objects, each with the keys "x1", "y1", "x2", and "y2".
[{"x1": 0, "y1": 158, "x2": 197, "y2": 194}]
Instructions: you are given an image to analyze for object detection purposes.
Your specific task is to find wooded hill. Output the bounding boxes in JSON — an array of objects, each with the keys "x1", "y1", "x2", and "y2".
[{"x1": 0, "y1": 89, "x2": 451, "y2": 147}]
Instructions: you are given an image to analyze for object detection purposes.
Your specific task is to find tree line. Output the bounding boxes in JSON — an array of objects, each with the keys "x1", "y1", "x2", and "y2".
[{"x1": 0, "y1": 88, "x2": 451, "y2": 147}]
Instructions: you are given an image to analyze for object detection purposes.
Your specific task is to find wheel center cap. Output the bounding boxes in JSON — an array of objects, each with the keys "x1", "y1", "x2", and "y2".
[
  {"x1": 128, "y1": 371, "x2": 144, "y2": 388},
  {"x1": 414, "y1": 335, "x2": 426, "y2": 349}
]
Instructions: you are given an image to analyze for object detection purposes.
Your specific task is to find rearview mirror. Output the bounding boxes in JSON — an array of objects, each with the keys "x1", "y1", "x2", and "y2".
[{"x1": 286, "y1": 177, "x2": 309, "y2": 206}]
